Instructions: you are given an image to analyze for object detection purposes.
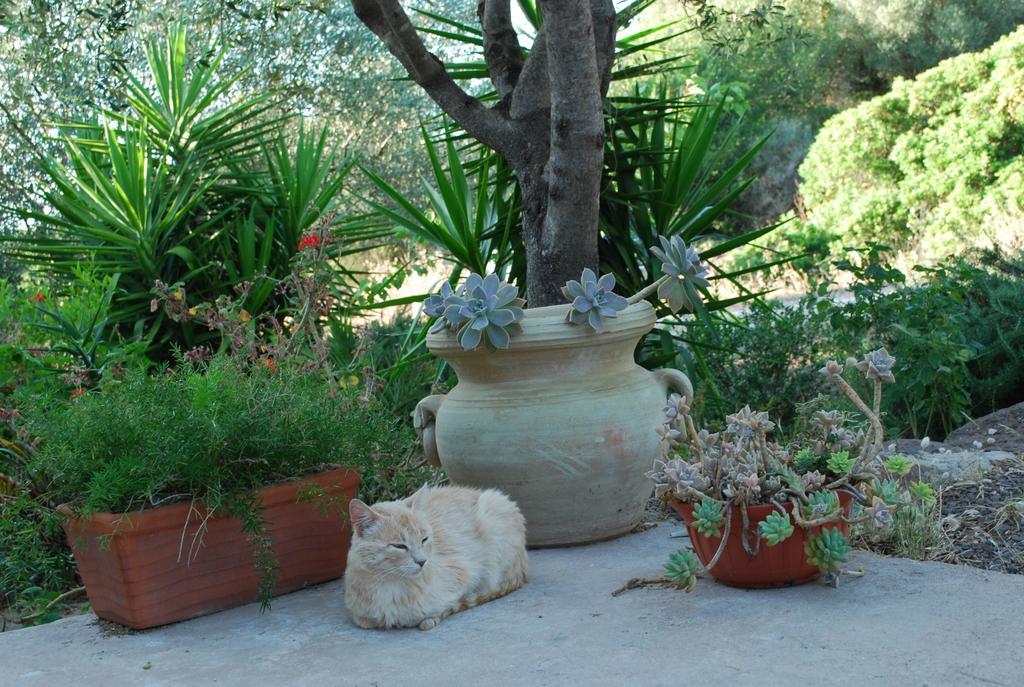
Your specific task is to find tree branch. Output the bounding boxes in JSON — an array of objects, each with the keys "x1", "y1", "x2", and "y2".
[
  {"x1": 509, "y1": 28, "x2": 549, "y2": 126},
  {"x1": 350, "y1": 0, "x2": 514, "y2": 156},
  {"x1": 590, "y1": 0, "x2": 617, "y2": 98},
  {"x1": 477, "y1": 0, "x2": 523, "y2": 99}
]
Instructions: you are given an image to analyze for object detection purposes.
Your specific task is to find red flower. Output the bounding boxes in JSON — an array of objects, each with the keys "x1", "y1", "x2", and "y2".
[
  {"x1": 298, "y1": 234, "x2": 322, "y2": 251},
  {"x1": 30, "y1": 292, "x2": 45, "y2": 303},
  {"x1": 70, "y1": 387, "x2": 86, "y2": 400},
  {"x1": 264, "y1": 358, "x2": 278, "y2": 372}
]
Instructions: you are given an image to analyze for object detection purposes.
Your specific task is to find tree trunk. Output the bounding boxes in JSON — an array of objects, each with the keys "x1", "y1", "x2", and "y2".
[{"x1": 349, "y1": 0, "x2": 616, "y2": 307}]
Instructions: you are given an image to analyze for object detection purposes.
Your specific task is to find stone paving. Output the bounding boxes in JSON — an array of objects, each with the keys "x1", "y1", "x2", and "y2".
[{"x1": 3, "y1": 524, "x2": 1023, "y2": 687}]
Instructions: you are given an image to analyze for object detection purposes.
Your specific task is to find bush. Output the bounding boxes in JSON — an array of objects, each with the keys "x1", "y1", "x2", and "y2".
[
  {"x1": 2, "y1": 354, "x2": 426, "y2": 618},
  {"x1": 689, "y1": 248, "x2": 1024, "y2": 439},
  {"x1": 798, "y1": 27, "x2": 1024, "y2": 258},
  {"x1": 654, "y1": 1, "x2": 1024, "y2": 233},
  {"x1": 25, "y1": 358, "x2": 415, "y2": 515}
]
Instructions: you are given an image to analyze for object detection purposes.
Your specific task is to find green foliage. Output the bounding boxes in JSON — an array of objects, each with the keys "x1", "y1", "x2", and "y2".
[
  {"x1": 0, "y1": 0, "x2": 459, "y2": 275},
  {"x1": 360, "y1": 129, "x2": 519, "y2": 280},
  {"x1": 3, "y1": 27, "x2": 385, "y2": 356},
  {"x1": 856, "y1": 500, "x2": 939, "y2": 561},
  {"x1": 758, "y1": 510, "x2": 795, "y2": 546},
  {"x1": 826, "y1": 450, "x2": 855, "y2": 475},
  {"x1": 799, "y1": 28, "x2": 1024, "y2": 257},
  {"x1": 804, "y1": 527, "x2": 850, "y2": 575},
  {"x1": 0, "y1": 492, "x2": 76, "y2": 617},
  {"x1": 1, "y1": 271, "x2": 149, "y2": 406},
  {"x1": 664, "y1": 549, "x2": 702, "y2": 592},
  {"x1": 686, "y1": 248, "x2": 1024, "y2": 437},
  {"x1": 654, "y1": 0, "x2": 1024, "y2": 234},
  {"x1": 15, "y1": 355, "x2": 420, "y2": 611},
  {"x1": 691, "y1": 499, "x2": 726, "y2": 538},
  {"x1": 25, "y1": 357, "x2": 411, "y2": 515}
]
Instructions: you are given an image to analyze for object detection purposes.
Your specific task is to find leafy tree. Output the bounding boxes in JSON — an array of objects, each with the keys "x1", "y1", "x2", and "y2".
[{"x1": 798, "y1": 27, "x2": 1024, "y2": 257}]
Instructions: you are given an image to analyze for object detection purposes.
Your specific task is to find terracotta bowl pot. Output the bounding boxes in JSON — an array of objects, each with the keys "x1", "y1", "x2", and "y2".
[
  {"x1": 671, "y1": 491, "x2": 853, "y2": 589},
  {"x1": 61, "y1": 468, "x2": 358, "y2": 629}
]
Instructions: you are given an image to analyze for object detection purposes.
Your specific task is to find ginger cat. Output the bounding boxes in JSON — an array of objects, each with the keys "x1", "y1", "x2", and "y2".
[{"x1": 344, "y1": 485, "x2": 528, "y2": 630}]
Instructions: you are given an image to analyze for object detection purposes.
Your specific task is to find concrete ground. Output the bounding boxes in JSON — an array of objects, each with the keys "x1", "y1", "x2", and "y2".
[{"x1": 3, "y1": 524, "x2": 1023, "y2": 687}]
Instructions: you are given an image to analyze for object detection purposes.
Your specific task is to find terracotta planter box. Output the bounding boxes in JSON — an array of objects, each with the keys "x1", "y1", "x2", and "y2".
[
  {"x1": 61, "y1": 468, "x2": 358, "y2": 629},
  {"x1": 672, "y1": 491, "x2": 853, "y2": 589}
]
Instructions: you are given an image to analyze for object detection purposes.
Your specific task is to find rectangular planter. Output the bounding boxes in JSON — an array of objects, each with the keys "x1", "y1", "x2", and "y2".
[{"x1": 61, "y1": 468, "x2": 358, "y2": 629}]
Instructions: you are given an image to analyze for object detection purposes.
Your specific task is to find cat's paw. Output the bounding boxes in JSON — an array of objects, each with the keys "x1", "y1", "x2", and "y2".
[{"x1": 418, "y1": 617, "x2": 441, "y2": 630}]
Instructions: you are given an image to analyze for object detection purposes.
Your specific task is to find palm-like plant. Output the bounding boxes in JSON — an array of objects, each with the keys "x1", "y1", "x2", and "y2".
[
  {"x1": 4, "y1": 26, "x2": 386, "y2": 354},
  {"x1": 360, "y1": 126, "x2": 520, "y2": 281}
]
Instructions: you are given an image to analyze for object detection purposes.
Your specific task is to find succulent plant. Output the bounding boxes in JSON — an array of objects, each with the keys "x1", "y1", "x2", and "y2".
[
  {"x1": 424, "y1": 272, "x2": 525, "y2": 351},
  {"x1": 802, "y1": 490, "x2": 840, "y2": 520},
  {"x1": 804, "y1": 528, "x2": 850, "y2": 574},
  {"x1": 818, "y1": 359, "x2": 844, "y2": 379},
  {"x1": 882, "y1": 454, "x2": 914, "y2": 477},
  {"x1": 650, "y1": 350, "x2": 925, "y2": 590},
  {"x1": 801, "y1": 470, "x2": 827, "y2": 491},
  {"x1": 807, "y1": 410, "x2": 864, "y2": 459},
  {"x1": 664, "y1": 549, "x2": 701, "y2": 592},
  {"x1": 726, "y1": 405, "x2": 774, "y2": 439},
  {"x1": 649, "y1": 235, "x2": 710, "y2": 313},
  {"x1": 759, "y1": 510, "x2": 795, "y2": 545},
  {"x1": 423, "y1": 282, "x2": 464, "y2": 334},
  {"x1": 864, "y1": 496, "x2": 894, "y2": 529},
  {"x1": 561, "y1": 268, "x2": 629, "y2": 333},
  {"x1": 691, "y1": 499, "x2": 725, "y2": 538},
  {"x1": 663, "y1": 393, "x2": 689, "y2": 422},
  {"x1": 794, "y1": 448, "x2": 825, "y2": 474},
  {"x1": 826, "y1": 450, "x2": 855, "y2": 474},
  {"x1": 854, "y1": 348, "x2": 897, "y2": 383},
  {"x1": 868, "y1": 479, "x2": 903, "y2": 506},
  {"x1": 909, "y1": 481, "x2": 936, "y2": 503}
]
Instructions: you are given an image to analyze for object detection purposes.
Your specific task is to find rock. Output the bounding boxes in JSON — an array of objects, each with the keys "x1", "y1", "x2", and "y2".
[
  {"x1": 882, "y1": 445, "x2": 1017, "y2": 484},
  {"x1": 944, "y1": 401, "x2": 1024, "y2": 455}
]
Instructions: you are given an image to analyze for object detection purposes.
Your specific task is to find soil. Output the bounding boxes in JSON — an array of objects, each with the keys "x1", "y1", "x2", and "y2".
[{"x1": 938, "y1": 457, "x2": 1024, "y2": 575}]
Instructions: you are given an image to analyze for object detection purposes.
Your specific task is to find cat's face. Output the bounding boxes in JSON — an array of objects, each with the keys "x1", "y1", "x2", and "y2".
[{"x1": 348, "y1": 497, "x2": 434, "y2": 578}]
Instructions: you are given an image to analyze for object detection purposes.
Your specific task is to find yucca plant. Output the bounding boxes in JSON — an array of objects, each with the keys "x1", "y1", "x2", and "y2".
[
  {"x1": 360, "y1": 126, "x2": 520, "y2": 281},
  {"x1": 3, "y1": 26, "x2": 385, "y2": 356}
]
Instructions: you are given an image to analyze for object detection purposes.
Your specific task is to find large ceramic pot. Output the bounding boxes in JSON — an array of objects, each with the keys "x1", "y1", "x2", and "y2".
[{"x1": 415, "y1": 301, "x2": 692, "y2": 546}]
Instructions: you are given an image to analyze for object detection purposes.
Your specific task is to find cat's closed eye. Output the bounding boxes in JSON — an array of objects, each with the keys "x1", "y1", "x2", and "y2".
[
  {"x1": 391, "y1": 544, "x2": 407, "y2": 550},
  {"x1": 422, "y1": 536, "x2": 429, "y2": 543}
]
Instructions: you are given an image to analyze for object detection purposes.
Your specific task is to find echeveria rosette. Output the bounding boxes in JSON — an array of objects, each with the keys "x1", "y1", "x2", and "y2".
[
  {"x1": 423, "y1": 282, "x2": 465, "y2": 334},
  {"x1": 650, "y1": 235, "x2": 710, "y2": 313},
  {"x1": 450, "y1": 273, "x2": 525, "y2": 351},
  {"x1": 561, "y1": 268, "x2": 629, "y2": 333},
  {"x1": 854, "y1": 348, "x2": 897, "y2": 383}
]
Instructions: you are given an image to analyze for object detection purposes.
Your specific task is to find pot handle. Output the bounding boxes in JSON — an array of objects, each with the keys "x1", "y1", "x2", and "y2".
[
  {"x1": 652, "y1": 367, "x2": 694, "y2": 406},
  {"x1": 413, "y1": 394, "x2": 446, "y2": 468}
]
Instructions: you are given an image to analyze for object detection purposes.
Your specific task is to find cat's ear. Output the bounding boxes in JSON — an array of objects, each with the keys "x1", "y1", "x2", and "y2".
[
  {"x1": 349, "y1": 499, "x2": 380, "y2": 536},
  {"x1": 405, "y1": 483, "x2": 430, "y2": 510}
]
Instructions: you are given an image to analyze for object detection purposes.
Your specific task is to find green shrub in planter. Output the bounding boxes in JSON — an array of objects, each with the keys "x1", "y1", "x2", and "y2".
[{"x1": 19, "y1": 356, "x2": 422, "y2": 606}]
